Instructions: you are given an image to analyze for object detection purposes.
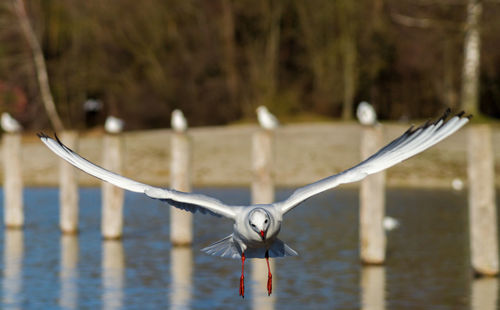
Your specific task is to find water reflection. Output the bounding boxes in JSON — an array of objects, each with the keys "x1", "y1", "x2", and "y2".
[
  {"x1": 60, "y1": 235, "x2": 79, "y2": 310},
  {"x1": 170, "y1": 246, "x2": 193, "y2": 310},
  {"x1": 251, "y1": 259, "x2": 275, "y2": 310},
  {"x1": 102, "y1": 240, "x2": 124, "y2": 310},
  {"x1": 361, "y1": 266, "x2": 385, "y2": 310},
  {"x1": 0, "y1": 187, "x2": 489, "y2": 308},
  {"x1": 471, "y1": 278, "x2": 498, "y2": 310},
  {"x1": 2, "y1": 229, "x2": 23, "y2": 309}
]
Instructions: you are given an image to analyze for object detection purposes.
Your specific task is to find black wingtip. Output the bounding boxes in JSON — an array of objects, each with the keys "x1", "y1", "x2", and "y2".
[
  {"x1": 454, "y1": 110, "x2": 473, "y2": 120},
  {"x1": 440, "y1": 108, "x2": 451, "y2": 122},
  {"x1": 404, "y1": 124, "x2": 415, "y2": 135},
  {"x1": 37, "y1": 132, "x2": 53, "y2": 140},
  {"x1": 54, "y1": 132, "x2": 63, "y2": 145}
]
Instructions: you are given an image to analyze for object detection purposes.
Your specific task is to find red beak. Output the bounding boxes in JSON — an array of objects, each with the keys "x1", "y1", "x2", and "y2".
[{"x1": 260, "y1": 230, "x2": 265, "y2": 239}]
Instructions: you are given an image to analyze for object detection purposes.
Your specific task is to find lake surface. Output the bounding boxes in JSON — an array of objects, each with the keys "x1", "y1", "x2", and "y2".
[{"x1": 0, "y1": 187, "x2": 497, "y2": 309}]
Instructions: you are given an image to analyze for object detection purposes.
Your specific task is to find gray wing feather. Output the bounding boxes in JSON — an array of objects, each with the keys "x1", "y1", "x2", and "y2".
[
  {"x1": 277, "y1": 110, "x2": 471, "y2": 215},
  {"x1": 38, "y1": 133, "x2": 236, "y2": 219}
]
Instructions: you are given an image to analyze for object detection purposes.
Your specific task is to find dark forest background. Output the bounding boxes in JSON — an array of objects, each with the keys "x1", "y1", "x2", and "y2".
[{"x1": 0, "y1": 0, "x2": 499, "y2": 130}]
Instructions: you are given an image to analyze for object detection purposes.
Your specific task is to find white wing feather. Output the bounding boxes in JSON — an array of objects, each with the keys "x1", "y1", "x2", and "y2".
[
  {"x1": 38, "y1": 133, "x2": 237, "y2": 219},
  {"x1": 276, "y1": 110, "x2": 471, "y2": 215}
]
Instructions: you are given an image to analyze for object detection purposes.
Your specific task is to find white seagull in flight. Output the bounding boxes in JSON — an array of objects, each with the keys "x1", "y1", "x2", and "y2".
[
  {"x1": 38, "y1": 109, "x2": 470, "y2": 298},
  {"x1": 256, "y1": 106, "x2": 279, "y2": 130}
]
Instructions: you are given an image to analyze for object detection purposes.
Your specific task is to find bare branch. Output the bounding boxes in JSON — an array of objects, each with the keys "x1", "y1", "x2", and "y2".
[{"x1": 12, "y1": 0, "x2": 64, "y2": 131}]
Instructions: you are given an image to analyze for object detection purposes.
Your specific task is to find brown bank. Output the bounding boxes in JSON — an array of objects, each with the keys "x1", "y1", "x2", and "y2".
[{"x1": 10, "y1": 122, "x2": 500, "y2": 189}]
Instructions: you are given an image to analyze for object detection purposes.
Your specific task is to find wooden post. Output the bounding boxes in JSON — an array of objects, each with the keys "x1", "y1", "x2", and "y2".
[
  {"x1": 102, "y1": 240, "x2": 124, "y2": 310},
  {"x1": 360, "y1": 126, "x2": 386, "y2": 264},
  {"x1": 467, "y1": 125, "x2": 498, "y2": 276},
  {"x1": 251, "y1": 130, "x2": 274, "y2": 204},
  {"x1": 3, "y1": 133, "x2": 24, "y2": 228},
  {"x1": 170, "y1": 132, "x2": 193, "y2": 246},
  {"x1": 251, "y1": 130, "x2": 276, "y2": 304},
  {"x1": 101, "y1": 134, "x2": 124, "y2": 239},
  {"x1": 60, "y1": 235, "x2": 78, "y2": 309},
  {"x1": 59, "y1": 131, "x2": 79, "y2": 234}
]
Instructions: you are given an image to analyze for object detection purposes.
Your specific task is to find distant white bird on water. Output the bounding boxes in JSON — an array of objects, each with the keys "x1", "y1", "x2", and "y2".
[
  {"x1": 451, "y1": 178, "x2": 464, "y2": 191},
  {"x1": 1, "y1": 112, "x2": 22, "y2": 133},
  {"x1": 171, "y1": 109, "x2": 188, "y2": 133},
  {"x1": 38, "y1": 109, "x2": 470, "y2": 298},
  {"x1": 383, "y1": 216, "x2": 400, "y2": 231},
  {"x1": 356, "y1": 101, "x2": 377, "y2": 126},
  {"x1": 104, "y1": 116, "x2": 124, "y2": 134},
  {"x1": 257, "y1": 106, "x2": 279, "y2": 130}
]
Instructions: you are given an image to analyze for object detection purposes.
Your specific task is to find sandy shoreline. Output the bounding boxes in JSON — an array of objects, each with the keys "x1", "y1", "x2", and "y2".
[{"x1": 12, "y1": 122, "x2": 500, "y2": 189}]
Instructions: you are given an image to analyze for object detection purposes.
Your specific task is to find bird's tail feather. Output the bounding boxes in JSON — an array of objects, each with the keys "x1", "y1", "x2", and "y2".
[
  {"x1": 201, "y1": 235, "x2": 299, "y2": 259},
  {"x1": 201, "y1": 234, "x2": 241, "y2": 259}
]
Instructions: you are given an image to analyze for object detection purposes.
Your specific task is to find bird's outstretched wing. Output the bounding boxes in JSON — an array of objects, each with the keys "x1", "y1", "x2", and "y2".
[
  {"x1": 276, "y1": 109, "x2": 471, "y2": 215},
  {"x1": 38, "y1": 133, "x2": 237, "y2": 219}
]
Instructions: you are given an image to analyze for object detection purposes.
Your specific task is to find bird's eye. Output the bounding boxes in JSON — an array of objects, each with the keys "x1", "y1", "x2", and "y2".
[
  {"x1": 251, "y1": 224, "x2": 256, "y2": 228},
  {"x1": 264, "y1": 219, "x2": 268, "y2": 224}
]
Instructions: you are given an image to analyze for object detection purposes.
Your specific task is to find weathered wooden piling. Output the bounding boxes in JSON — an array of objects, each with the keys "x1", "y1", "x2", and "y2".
[
  {"x1": 2, "y1": 133, "x2": 24, "y2": 228},
  {"x1": 101, "y1": 134, "x2": 124, "y2": 239},
  {"x1": 59, "y1": 131, "x2": 79, "y2": 234},
  {"x1": 359, "y1": 126, "x2": 386, "y2": 264},
  {"x1": 170, "y1": 132, "x2": 193, "y2": 246},
  {"x1": 251, "y1": 130, "x2": 274, "y2": 204},
  {"x1": 251, "y1": 129, "x2": 276, "y2": 304},
  {"x1": 467, "y1": 125, "x2": 498, "y2": 276}
]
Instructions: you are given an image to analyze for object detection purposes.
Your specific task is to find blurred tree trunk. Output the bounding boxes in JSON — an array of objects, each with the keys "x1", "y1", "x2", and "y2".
[
  {"x1": 341, "y1": 35, "x2": 356, "y2": 120},
  {"x1": 443, "y1": 38, "x2": 458, "y2": 109},
  {"x1": 12, "y1": 0, "x2": 64, "y2": 131},
  {"x1": 460, "y1": 0, "x2": 482, "y2": 115},
  {"x1": 246, "y1": 0, "x2": 282, "y2": 112},
  {"x1": 220, "y1": 0, "x2": 239, "y2": 112},
  {"x1": 296, "y1": 1, "x2": 341, "y2": 114},
  {"x1": 264, "y1": 1, "x2": 281, "y2": 103},
  {"x1": 339, "y1": 0, "x2": 357, "y2": 120}
]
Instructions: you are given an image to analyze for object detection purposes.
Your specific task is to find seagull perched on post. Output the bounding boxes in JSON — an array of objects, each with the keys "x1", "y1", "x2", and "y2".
[
  {"x1": 356, "y1": 101, "x2": 378, "y2": 126},
  {"x1": 1, "y1": 112, "x2": 22, "y2": 133},
  {"x1": 171, "y1": 109, "x2": 188, "y2": 133},
  {"x1": 38, "y1": 109, "x2": 470, "y2": 298},
  {"x1": 256, "y1": 106, "x2": 279, "y2": 130},
  {"x1": 104, "y1": 116, "x2": 124, "y2": 134}
]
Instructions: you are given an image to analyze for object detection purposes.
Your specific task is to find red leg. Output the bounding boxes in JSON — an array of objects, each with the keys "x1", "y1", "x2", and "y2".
[
  {"x1": 239, "y1": 253, "x2": 246, "y2": 298},
  {"x1": 265, "y1": 251, "x2": 272, "y2": 296}
]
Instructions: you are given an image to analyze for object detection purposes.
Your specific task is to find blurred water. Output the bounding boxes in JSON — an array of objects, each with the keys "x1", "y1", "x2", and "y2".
[{"x1": 0, "y1": 187, "x2": 496, "y2": 309}]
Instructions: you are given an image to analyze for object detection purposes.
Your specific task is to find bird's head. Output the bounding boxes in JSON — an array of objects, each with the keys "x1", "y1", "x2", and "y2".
[{"x1": 248, "y1": 208, "x2": 271, "y2": 240}]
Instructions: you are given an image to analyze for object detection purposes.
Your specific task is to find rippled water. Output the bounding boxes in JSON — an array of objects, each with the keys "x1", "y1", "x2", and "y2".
[{"x1": 0, "y1": 187, "x2": 497, "y2": 309}]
